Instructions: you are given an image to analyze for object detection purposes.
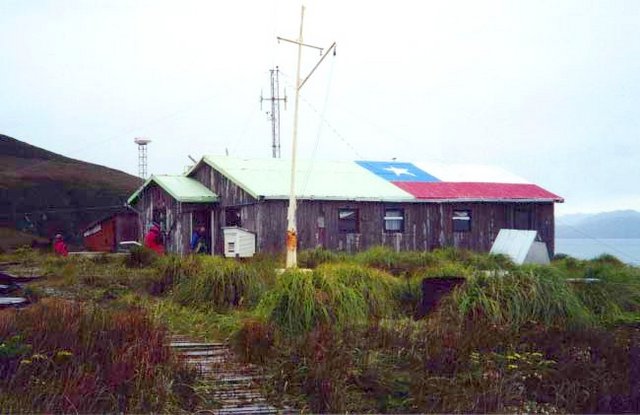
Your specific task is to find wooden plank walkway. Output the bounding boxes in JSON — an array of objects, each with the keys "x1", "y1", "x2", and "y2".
[{"x1": 169, "y1": 336, "x2": 293, "y2": 415}]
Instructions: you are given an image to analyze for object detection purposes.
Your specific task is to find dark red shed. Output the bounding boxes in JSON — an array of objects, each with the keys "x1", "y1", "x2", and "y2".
[{"x1": 82, "y1": 211, "x2": 139, "y2": 252}]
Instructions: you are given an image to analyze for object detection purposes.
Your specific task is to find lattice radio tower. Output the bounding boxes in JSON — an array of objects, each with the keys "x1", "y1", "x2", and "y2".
[
  {"x1": 260, "y1": 67, "x2": 287, "y2": 158},
  {"x1": 134, "y1": 137, "x2": 151, "y2": 179}
]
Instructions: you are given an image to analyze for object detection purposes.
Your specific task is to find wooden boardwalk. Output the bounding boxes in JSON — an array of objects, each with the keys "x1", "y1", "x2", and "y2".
[{"x1": 169, "y1": 336, "x2": 292, "y2": 414}]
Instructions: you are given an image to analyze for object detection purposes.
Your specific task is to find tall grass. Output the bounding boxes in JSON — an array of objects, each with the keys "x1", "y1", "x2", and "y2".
[
  {"x1": 256, "y1": 264, "x2": 401, "y2": 335},
  {"x1": 298, "y1": 248, "x2": 346, "y2": 268},
  {"x1": 354, "y1": 246, "x2": 438, "y2": 276},
  {"x1": 0, "y1": 298, "x2": 198, "y2": 413},
  {"x1": 554, "y1": 256, "x2": 640, "y2": 324},
  {"x1": 451, "y1": 267, "x2": 593, "y2": 329},
  {"x1": 172, "y1": 256, "x2": 273, "y2": 310}
]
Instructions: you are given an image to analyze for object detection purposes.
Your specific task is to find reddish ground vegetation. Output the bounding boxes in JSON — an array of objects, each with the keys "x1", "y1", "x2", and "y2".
[{"x1": 0, "y1": 298, "x2": 198, "y2": 413}]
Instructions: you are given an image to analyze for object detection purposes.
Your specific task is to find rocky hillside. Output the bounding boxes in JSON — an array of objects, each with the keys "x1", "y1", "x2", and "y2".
[{"x1": 0, "y1": 134, "x2": 142, "y2": 243}]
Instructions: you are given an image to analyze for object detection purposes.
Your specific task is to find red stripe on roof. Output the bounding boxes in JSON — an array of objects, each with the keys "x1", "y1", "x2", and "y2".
[{"x1": 392, "y1": 182, "x2": 564, "y2": 202}]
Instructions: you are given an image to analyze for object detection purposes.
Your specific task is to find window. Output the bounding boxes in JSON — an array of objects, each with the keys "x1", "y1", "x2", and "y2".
[
  {"x1": 452, "y1": 210, "x2": 471, "y2": 232},
  {"x1": 225, "y1": 208, "x2": 241, "y2": 227},
  {"x1": 338, "y1": 208, "x2": 359, "y2": 233},
  {"x1": 514, "y1": 208, "x2": 532, "y2": 230},
  {"x1": 384, "y1": 208, "x2": 404, "y2": 233}
]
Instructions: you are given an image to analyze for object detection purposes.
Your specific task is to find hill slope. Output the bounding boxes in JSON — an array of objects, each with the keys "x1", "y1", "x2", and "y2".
[
  {"x1": 0, "y1": 134, "x2": 142, "y2": 243},
  {"x1": 557, "y1": 210, "x2": 640, "y2": 239}
]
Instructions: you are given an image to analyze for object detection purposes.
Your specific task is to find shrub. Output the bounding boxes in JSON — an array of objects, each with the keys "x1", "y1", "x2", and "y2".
[
  {"x1": 145, "y1": 255, "x2": 200, "y2": 295},
  {"x1": 257, "y1": 264, "x2": 401, "y2": 336},
  {"x1": 592, "y1": 253, "x2": 625, "y2": 267},
  {"x1": 232, "y1": 318, "x2": 276, "y2": 364},
  {"x1": 571, "y1": 262, "x2": 640, "y2": 323},
  {"x1": 298, "y1": 248, "x2": 345, "y2": 268},
  {"x1": 172, "y1": 256, "x2": 268, "y2": 310},
  {"x1": 125, "y1": 246, "x2": 158, "y2": 268},
  {"x1": 354, "y1": 246, "x2": 437, "y2": 276},
  {"x1": 452, "y1": 268, "x2": 593, "y2": 330},
  {"x1": 315, "y1": 263, "x2": 401, "y2": 319}
]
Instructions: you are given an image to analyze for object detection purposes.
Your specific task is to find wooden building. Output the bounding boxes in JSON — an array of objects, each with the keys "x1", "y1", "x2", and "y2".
[
  {"x1": 127, "y1": 175, "x2": 217, "y2": 255},
  {"x1": 128, "y1": 156, "x2": 563, "y2": 256},
  {"x1": 82, "y1": 210, "x2": 139, "y2": 252}
]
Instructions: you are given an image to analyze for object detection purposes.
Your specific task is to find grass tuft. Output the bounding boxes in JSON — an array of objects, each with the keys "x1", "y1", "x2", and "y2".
[
  {"x1": 451, "y1": 267, "x2": 593, "y2": 329},
  {"x1": 172, "y1": 256, "x2": 272, "y2": 311},
  {"x1": 257, "y1": 264, "x2": 401, "y2": 335}
]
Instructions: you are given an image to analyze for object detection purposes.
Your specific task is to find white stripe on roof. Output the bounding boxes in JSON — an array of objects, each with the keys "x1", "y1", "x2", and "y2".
[{"x1": 412, "y1": 161, "x2": 530, "y2": 184}]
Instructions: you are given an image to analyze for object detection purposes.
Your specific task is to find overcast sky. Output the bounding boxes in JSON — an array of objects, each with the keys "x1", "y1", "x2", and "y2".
[{"x1": 1, "y1": 0, "x2": 639, "y2": 215}]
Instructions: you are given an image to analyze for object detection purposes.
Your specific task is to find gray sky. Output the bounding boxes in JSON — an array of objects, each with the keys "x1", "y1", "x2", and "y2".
[{"x1": 2, "y1": 0, "x2": 639, "y2": 215}]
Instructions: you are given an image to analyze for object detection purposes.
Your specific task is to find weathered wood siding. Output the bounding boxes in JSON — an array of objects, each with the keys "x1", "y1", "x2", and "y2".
[
  {"x1": 130, "y1": 183, "x2": 212, "y2": 255},
  {"x1": 190, "y1": 162, "x2": 260, "y2": 255},
  {"x1": 189, "y1": 162, "x2": 556, "y2": 256},
  {"x1": 259, "y1": 200, "x2": 555, "y2": 255}
]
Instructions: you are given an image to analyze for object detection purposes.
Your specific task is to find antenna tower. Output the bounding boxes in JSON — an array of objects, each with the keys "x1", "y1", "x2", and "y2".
[
  {"x1": 134, "y1": 137, "x2": 151, "y2": 179},
  {"x1": 260, "y1": 67, "x2": 287, "y2": 158}
]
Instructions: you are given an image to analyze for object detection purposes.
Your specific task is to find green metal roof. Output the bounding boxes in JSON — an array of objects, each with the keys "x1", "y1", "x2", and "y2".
[
  {"x1": 198, "y1": 155, "x2": 414, "y2": 201},
  {"x1": 128, "y1": 175, "x2": 218, "y2": 205}
]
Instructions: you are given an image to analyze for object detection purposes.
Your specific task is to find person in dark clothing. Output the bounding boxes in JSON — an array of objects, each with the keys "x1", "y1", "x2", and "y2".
[{"x1": 190, "y1": 226, "x2": 208, "y2": 254}]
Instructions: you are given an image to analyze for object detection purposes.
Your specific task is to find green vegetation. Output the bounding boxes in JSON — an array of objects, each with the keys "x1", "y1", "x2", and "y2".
[
  {"x1": 255, "y1": 264, "x2": 400, "y2": 335},
  {"x1": 0, "y1": 298, "x2": 198, "y2": 413},
  {"x1": 451, "y1": 268, "x2": 593, "y2": 329},
  {"x1": 172, "y1": 256, "x2": 273, "y2": 310},
  {"x1": 2, "y1": 245, "x2": 640, "y2": 413}
]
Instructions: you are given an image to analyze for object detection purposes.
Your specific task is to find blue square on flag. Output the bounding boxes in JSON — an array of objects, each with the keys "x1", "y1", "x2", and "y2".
[{"x1": 356, "y1": 161, "x2": 440, "y2": 182}]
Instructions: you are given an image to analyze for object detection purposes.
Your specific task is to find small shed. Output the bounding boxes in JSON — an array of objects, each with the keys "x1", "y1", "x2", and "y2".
[
  {"x1": 222, "y1": 227, "x2": 256, "y2": 258},
  {"x1": 127, "y1": 175, "x2": 218, "y2": 255},
  {"x1": 490, "y1": 229, "x2": 551, "y2": 265},
  {"x1": 82, "y1": 210, "x2": 139, "y2": 252}
]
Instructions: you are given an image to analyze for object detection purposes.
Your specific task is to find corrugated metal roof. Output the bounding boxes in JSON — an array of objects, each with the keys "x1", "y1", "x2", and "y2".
[
  {"x1": 128, "y1": 175, "x2": 218, "y2": 204},
  {"x1": 200, "y1": 155, "x2": 415, "y2": 201},
  {"x1": 356, "y1": 161, "x2": 440, "y2": 182},
  {"x1": 392, "y1": 182, "x2": 564, "y2": 202},
  {"x1": 412, "y1": 161, "x2": 531, "y2": 184}
]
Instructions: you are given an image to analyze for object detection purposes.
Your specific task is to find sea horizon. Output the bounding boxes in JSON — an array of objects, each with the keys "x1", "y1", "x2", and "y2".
[{"x1": 555, "y1": 238, "x2": 640, "y2": 266}]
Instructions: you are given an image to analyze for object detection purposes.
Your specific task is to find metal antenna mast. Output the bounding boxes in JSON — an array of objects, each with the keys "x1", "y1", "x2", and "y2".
[
  {"x1": 260, "y1": 67, "x2": 287, "y2": 158},
  {"x1": 134, "y1": 137, "x2": 151, "y2": 179},
  {"x1": 279, "y1": 5, "x2": 337, "y2": 268}
]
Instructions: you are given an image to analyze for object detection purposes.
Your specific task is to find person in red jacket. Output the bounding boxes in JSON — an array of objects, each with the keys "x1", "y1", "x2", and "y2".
[
  {"x1": 144, "y1": 223, "x2": 165, "y2": 255},
  {"x1": 53, "y1": 234, "x2": 68, "y2": 257}
]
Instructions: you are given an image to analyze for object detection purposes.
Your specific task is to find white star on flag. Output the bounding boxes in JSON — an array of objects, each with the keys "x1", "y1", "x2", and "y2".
[{"x1": 384, "y1": 166, "x2": 416, "y2": 177}]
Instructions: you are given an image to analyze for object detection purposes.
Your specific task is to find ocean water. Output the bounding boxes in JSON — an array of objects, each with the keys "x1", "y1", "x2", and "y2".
[{"x1": 555, "y1": 238, "x2": 640, "y2": 266}]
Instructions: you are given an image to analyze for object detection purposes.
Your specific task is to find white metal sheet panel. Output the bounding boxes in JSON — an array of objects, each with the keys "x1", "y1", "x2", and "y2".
[{"x1": 490, "y1": 229, "x2": 538, "y2": 265}]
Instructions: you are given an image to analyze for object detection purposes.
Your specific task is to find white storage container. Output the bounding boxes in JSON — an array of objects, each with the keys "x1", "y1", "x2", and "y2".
[{"x1": 222, "y1": 227, "x2": 256, "y2": 258}]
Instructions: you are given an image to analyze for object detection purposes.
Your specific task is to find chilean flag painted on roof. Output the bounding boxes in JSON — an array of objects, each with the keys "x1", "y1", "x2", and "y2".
[
  {"x1": 355, "y1": 161, "x2": 440, "y2": 182},
  {"x1": 356, "y1": 160, "x2": 563, "y2": 202}
]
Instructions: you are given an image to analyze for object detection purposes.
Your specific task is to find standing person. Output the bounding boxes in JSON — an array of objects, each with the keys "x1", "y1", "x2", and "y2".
[
  {"x1": 53, "y1": 233, "x2": 68, "y2": 257},
  {"x1": 190, "y1": 226, "x2": 208, "y2": 254},
  {"x1": 144, "y1": 223, "x2": 165, "y2": 255}
]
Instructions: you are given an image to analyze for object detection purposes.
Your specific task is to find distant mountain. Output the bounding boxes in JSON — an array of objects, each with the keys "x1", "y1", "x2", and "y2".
[
  {"x1": 557, "y1": 210, "x2": 640, "y2": 239},
  {"x1": 0, "y1": 134, "x2": 142, "y2": 244}
]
